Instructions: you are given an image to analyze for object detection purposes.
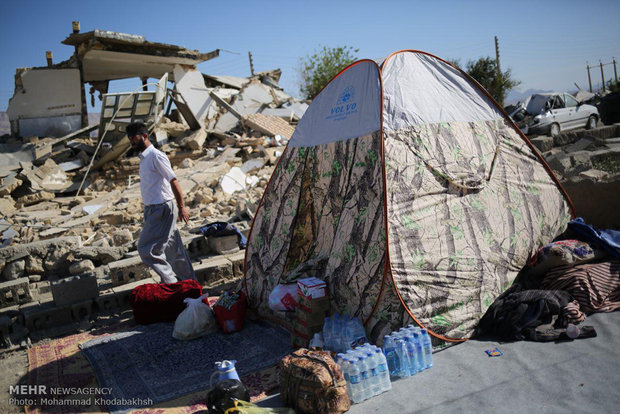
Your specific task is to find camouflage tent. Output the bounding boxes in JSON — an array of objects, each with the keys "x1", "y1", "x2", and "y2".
[{"x1": 243, "y1": 50, "x2": 574, "y2": 344}]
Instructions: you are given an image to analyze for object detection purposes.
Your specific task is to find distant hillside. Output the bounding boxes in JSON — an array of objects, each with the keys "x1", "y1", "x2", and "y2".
[{"x1": 0, "y1": 111, "x2": 100, "y2": 137}]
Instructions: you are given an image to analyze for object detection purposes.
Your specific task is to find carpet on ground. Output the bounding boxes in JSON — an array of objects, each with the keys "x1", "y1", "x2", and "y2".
[
  {"x1": 25, "y1": 319, "x2": 284, "y2": 414},
  {"x1": 79, "y1": 320, "x2": 292, "y2": 414}
]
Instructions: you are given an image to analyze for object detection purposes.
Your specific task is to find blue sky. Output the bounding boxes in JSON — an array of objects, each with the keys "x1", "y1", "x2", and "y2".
[{"x1": 1, "y1": 0, "x2": 619, "y2": 111}]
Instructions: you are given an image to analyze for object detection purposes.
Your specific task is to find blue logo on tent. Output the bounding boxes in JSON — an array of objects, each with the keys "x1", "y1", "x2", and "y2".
[
  {"x1": 327, "y1": 85, "x2": 358, "y2": 121},
  {"x1": 337, "y1": 86, "x2": 355, "y2": 104}
]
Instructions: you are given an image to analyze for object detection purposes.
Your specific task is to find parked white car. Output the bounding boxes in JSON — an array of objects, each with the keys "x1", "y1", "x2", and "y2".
[{"x1": 525, "y1": 93, "x2": 599, "y2": 136}]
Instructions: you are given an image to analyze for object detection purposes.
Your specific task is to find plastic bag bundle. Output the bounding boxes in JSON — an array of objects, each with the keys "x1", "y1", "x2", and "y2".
[
  {"x1": 173, "y1": 294, "x2": 216, "y2": 340},
  {"x1": 268, "y1": 284, "x2": 297, "y2": 311}
]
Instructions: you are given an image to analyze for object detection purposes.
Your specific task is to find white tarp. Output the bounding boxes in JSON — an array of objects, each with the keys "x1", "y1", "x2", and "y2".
[{"x1": 287, "y1": 60, "x2": 381, "y2": 147}]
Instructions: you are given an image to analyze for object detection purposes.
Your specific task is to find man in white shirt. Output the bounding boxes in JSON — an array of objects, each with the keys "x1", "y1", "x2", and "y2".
[{"x1": 126, "y1": 121, "x2": 197, "y2": 284}]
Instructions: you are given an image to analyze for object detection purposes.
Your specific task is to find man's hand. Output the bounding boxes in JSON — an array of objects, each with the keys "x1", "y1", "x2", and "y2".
[{"x1": 178, "y1": 205, "x2": 190, "y2": 224}]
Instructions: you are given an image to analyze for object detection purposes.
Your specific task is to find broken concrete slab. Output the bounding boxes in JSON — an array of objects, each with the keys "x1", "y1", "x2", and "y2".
[
  {"x1": 16, "y1": 191, "x2": 55, "y2": 207},
  {"x1": 69, "y1": 260, "x2": 95, "y2": 275},
  {"x1": 547, "y1": 153, "x2": 572, "y2": 174},
  {"x1": 220, "y1": 167, "x2": 247, "y2": 194},
  {"x1": 579, "y1": 169, "x2": 610, "y2": 181},
  {"x1": 565, "y1": 137, "x2": 597, "y2": 153},
  {"x1": 173, "y1": 65, "x2": 212, "y2": 129},
  {"x1": 0, "y1": 174, "x2": 22, "y2": 196},
  {"x1": 243, "y1": 113, "x2": 296, "y2": 139},
  {"x1": 569, "y1": 151, "x2": 593, "y2": 172},
  {"x1": 530, "y1": 136, "x2": 553, "y2": 153},
  {"x1": 0, "y1": 197, "x2": 16, "y2": 216},
  {"x1": 2, "y1": 260, "x2": 25, "y2": 281},
  {"x1": 180, "y1": 128, "x2": 208, "y2": 150}
]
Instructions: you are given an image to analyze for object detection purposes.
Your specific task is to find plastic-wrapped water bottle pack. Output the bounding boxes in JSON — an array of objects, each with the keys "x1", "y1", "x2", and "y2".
[
  {"x1": 382, "y1": 325, "x2": 433, "y2": 378},
  {"x1": 335, "y1": 344, "x2": 391, "y2": 403}
]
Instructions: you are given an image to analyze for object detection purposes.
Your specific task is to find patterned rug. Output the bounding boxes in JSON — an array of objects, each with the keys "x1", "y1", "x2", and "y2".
[
  {"x1": 26, "y1": 320, "x2": 284, "y2": 414},
  {"x1": 79, "y1": 320, "x2": 291, "y2": 414}
]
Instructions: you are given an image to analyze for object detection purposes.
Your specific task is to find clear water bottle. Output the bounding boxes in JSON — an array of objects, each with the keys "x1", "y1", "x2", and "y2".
[
  {"x1": 374, "y1": 347, "x2": 391, "y2": 392},
  {"x1": 403, "y1": 336, "x2": 419, "y2": 376},
  {"x1": 337, "y1": 355, "x2": 350, "y2": 383},
  {"x1": 358, "y1": 356, "x2": 371, "y2": 401},
  {"x1": 394, "y1": 338, "x2": 409, "y2": 377},
  {"x1": 364, "y1": 350, "x2": 380, "y2": 396},
  {"x1": 347, "y1": 357, "x2": 363, "y2": 403},
  {"x1": 412, "y1": 332, "x2": 424, "y2": 372},
  {"x1": 420, "y1": 329, "x2": 433, "y2": 369},
  {"x1": 382, "y1": 335, "x2": 400, "y2": 376}
]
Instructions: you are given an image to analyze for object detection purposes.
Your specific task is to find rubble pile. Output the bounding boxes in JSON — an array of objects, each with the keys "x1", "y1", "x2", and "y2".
[
  {"x1": 0, "y1": 58, "x2": 309, "y2": 349},
  {"x1": 531, "y1": 124, "x2": 620, "y2": 228}
]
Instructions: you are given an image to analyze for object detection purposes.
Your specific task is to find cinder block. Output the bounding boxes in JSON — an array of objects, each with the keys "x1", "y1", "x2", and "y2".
[
  {"x1": 71, "y1": 299, "x2": 94, "y2": 321},
  {"x1": 21, "y1": 300, "x2": 73, "y2": 331},
  {"x1": 193, "y1": 256, "x2": 234, "y2": 286},
  {"x1": 208, "y1": 235, "x2": 239, "y2": 255},
  {"x1": 185, "y1": 234, "x2": 209, "y2": 259},
  {"x1": 0, "y1": 278, "x2": 33, "y2": 308},
  {"x1": 226, "y1": 250, "x2": 246, "y2": 277},
  {"x1": 95, "y1": 291, "x2": 122, "y2": 313},
  {"x1": 51, "y1": 273, "x2": 99, "y2": 306},
  {"x1": 108, "y1": 256, "x2": 152, "y2": 285}
]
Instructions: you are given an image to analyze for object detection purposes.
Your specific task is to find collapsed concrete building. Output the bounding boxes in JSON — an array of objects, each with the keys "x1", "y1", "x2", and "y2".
[{"x1": 0, "y1": 24, "x2": 309, "y2": 348}]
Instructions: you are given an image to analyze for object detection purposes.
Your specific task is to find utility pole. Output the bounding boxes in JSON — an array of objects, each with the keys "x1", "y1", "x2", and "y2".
[
  {"x1": 614, "y1": 57, "x2": 618, "y2": 86},
  {"x1": 494, "y1": 35, "x2": 501, "y2": 76},
  {"x1": 587, "y1": 62, "x2": 592, "y2": 92},
  {"x1": 248, "y1": 51, "x2": 255, "y2": 76},
  {"x1": 600, "y1": 60, "x2": 606, "y2": 93}
]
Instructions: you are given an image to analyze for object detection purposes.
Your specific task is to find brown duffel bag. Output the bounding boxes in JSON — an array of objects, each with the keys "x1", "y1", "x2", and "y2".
[{"x1": 278, "y1": 348, "x2": 350, "y2": 414}]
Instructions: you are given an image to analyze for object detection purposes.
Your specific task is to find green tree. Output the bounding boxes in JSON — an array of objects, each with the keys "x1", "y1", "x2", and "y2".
[
  {"x1": 299, "y1": 45, "x2": 359, "y2": 100},
  {"x1": 465, "y1": 57, "x2": 520, "y2": 106}
]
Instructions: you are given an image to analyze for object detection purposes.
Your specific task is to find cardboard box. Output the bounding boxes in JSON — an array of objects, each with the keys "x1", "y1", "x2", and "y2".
[
  {"x1": 297, "y1": 277, "x2": 327, "y2": 299},
  {"x1": 296, "y1": 296, "x2": 330, "y2": 326},
  {"x1": 292, "y1": 318, "x2": 323, "y2": 339}
]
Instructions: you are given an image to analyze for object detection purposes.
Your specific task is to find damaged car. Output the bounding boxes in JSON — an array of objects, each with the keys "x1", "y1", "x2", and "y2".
[{"x1": 523, "y1": 92, "x2": 599, "y2": 137}]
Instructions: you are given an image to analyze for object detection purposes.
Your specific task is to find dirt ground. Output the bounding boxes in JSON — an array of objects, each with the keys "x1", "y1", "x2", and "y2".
[{"x1": 1, "y1": 347, "x2": 29, "y2": 413}]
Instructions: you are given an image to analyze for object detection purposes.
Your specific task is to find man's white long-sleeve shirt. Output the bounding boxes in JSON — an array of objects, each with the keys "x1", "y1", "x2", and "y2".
[{"x1": 138, "y1": 145, "x2": 176, "y2": 206}]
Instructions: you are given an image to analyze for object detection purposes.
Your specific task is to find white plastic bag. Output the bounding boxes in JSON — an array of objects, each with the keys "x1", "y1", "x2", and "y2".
[
  {"x1": 268, "y1": 283, "x2": 298, "y2": 311},
  {"x1": 173, "y1": 294, "x2": 216, "y2": 340}
]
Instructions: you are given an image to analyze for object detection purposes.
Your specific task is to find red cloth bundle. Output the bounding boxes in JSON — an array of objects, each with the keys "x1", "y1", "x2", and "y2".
[{"x1": 130, "y1": 279, "x2": 203, "y2": 324}]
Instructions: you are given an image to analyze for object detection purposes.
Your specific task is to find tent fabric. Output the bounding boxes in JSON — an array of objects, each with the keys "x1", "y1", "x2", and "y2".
[
  {"x1": 245, "y1": 132, "x2": 390, "y2": 326},
  {"x1": 287, "y1": 60, "x2": 381, "y2": 148},
  {"x1": 244, "y1": 50, "x2": 572, "y2": 343}
]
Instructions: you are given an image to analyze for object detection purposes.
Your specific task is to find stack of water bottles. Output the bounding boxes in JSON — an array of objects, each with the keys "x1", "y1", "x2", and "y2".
[
  {"x1": 322, "y1": 313, "x2": 368, "y2": 353},
  {"x1": 335, "y1": 344, "x2": 391, "y2": 403},
  {"x1": 382, "y1": 325, "x2": 433, "y2": 378}
]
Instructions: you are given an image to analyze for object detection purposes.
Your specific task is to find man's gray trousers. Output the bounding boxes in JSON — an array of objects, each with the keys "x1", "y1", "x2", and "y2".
[{"x1": 138, "y1": 200, "x2": 197, "y2": 284}]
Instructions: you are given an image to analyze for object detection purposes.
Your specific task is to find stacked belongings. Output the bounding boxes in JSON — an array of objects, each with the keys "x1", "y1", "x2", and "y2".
[{"x1": 478, "y1": 218, "x2": 620, "y2": 341}]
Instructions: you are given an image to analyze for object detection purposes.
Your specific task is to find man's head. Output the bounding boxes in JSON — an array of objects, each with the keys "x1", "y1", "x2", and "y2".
[{"x1": 126, "y1": 121, "x2": 150, "y2": 152}]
